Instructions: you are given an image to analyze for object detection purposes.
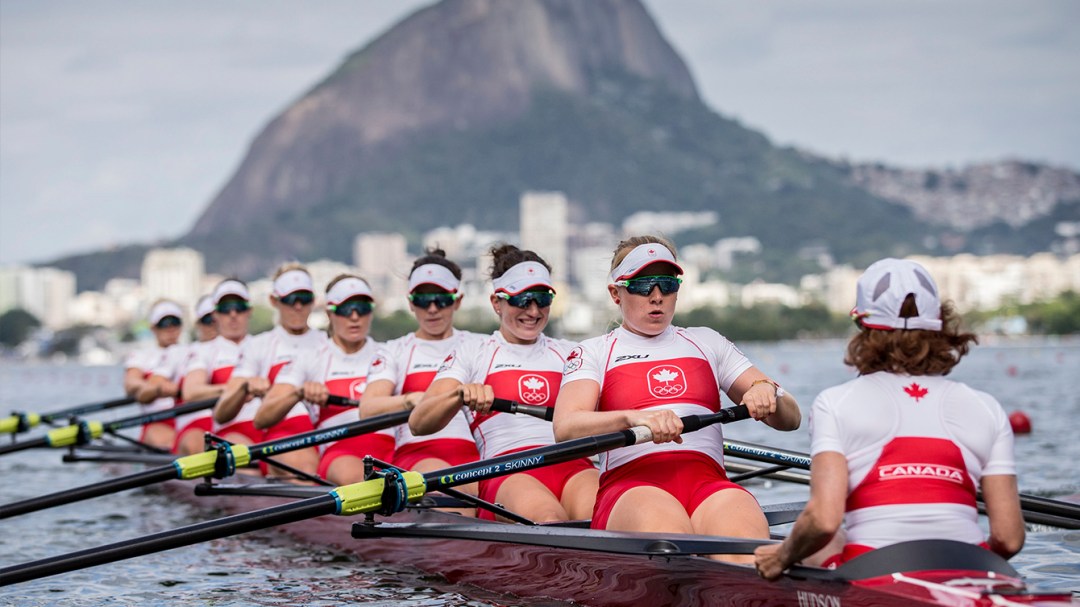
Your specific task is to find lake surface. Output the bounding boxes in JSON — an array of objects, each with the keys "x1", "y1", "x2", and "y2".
[{"x1": 1, "y1": 337, "x2": 1078, "y2": 605}]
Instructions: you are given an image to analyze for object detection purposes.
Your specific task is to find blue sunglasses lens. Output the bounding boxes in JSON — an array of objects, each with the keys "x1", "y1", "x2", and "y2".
[
  {"x1": 409, "y1": 293, "x2": 458, "y2": 309},
  {"x1": 154, "y1": 316, "x2": 182, "y2": 329},
  {"x1": 329, "y1": 300, "x2": 374, "y2": 317},
  {"x1": 619, "y1": 276, "x2": 682, "y2": 296},
  {"x1": 198, "y1": 314, "x2": 214, "y2": 326},
  {"x1": 279, "y1": 291, "x2": 314, "y2": 306},
  {"x1": 501, "y1": 291, "x2": 554, "y2": 309},
  {"x1": 215, "y1": 301, "x2": 251, "y2": 314}
]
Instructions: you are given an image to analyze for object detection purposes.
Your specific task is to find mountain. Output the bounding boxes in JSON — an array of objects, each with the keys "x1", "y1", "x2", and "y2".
[{"x1": 49, "y1": 0, "x2": 1080, "y2": 291}]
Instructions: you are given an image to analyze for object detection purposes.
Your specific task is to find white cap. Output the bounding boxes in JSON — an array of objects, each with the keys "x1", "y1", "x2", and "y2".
[
  {"x1": 149, "y1": 301, "x2": 184, "y2": 326},
  {"x1": 492, "y1": 261, "x2": 555, "y2": 296},
  {"x1": 195, "y1": 295, "x2": 214, "y2": 319},
  {"x1": 212, "y1": 279, "x2": 250, "y2": 304},
  {"x1": 408, "y1": 264, "x2": 460, "y2": 293},
  {"x1": 272, "y1": 269, "x2": 314, "y2": 297},
  {"x1": 852, "y1": 258, "x2": 943, "y2": 331},
  {"x1": 609, "y1": 243, "x2": 684, "y2": 283},
  {"x1": 326, "y1": 277, "x2": 374, "y2": 305}
]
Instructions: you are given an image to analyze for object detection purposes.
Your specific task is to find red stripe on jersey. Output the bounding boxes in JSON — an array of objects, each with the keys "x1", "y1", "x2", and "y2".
[
  {"x1": 469, "y1": 369, "x2": 563, "y2": 432},
  {"x1": 210, "y1": 366, "x2": 235, "y2": 385},
  {"x1": 402, "y1": 370, "x2": 437, "y2": 394},
  {"x1": 599, "y1": 358, "x2": 721, "y2": 412},
  {"x1": 268, "y1": 361, "x2": 287, "y2": 384},
  {"x1": 322, "y1": 376, "x2": 366, "y2": 427},
  {"x1": 847, "y1": 437, "x2": 977, "y2": 511}
]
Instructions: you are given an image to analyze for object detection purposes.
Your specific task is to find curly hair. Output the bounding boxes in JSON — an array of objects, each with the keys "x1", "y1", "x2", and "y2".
[
  {"x1": 488, "y1": 243, "x2": 551, "y2": 279},
  {"x1": 410, "y1": 247, "x2": 462, "y2": 280},
  {"x1": 845, "y1": 296, "x2": 977, "y2": 376}
]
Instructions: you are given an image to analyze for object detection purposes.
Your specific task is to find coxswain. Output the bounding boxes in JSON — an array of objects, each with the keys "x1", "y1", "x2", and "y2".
[{"x1": 755, "y1": 258, "x2": 1024, "y2": 579}]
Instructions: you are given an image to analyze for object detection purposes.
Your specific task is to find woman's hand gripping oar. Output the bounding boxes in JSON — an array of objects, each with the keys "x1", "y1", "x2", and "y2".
[{"x1": 0, "y1": 405, "x2": 749, "y2": 585}]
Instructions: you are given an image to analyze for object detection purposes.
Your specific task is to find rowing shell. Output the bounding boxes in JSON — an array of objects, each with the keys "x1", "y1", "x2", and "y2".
[{"x1": 162, "y1": 478, "x2": 1073, "y2": 607}]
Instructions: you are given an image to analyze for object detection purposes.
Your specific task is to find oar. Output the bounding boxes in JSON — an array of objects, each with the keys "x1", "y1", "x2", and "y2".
[
  {"x1": 491, "y1": 397, "x2": 553, "y2": 421},
  {"x1": 0, "y1": 397, "x2": 218, "y2": 457},
  {"x1": 0, "y1": 409, "x2": 411, "y2": 519},
  {"x1": 0, "y1": 405, "x2": 750, "y2": 585},
  {"x1": 722, "y1": 439, "x2": 1080, "y2": 530},
  {"x1": 1, "y1": 396, "x2": 137, "y2": 434}
]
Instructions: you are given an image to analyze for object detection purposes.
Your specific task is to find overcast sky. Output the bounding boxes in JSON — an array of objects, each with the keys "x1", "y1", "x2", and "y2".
[{"x1": 2, "y1": 1, "x2": 1078, "y2": 266}]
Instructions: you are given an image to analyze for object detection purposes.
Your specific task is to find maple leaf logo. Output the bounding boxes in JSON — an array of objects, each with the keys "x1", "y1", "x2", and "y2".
[
  {"x1": 371, "y1": 357, "x2": 384, "y2": 369},
  {"x1": 647, "y1": 248, "x2": 657, "y2": 256},
  {"x1": 904, "y1": 382, "x2": 929, "y2": 401},
  {"x1": 567, "y1": 348, "x2": 580, "y2": 360},
  {"x1": 653, "y1": 368, "x2": 679, "y2": 383},
  {"x1": 523, "y1": 377, "x2": 546, "y2": 391}
]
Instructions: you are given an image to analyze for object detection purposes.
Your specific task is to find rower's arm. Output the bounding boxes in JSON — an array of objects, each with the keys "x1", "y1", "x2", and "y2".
[
  {"x1": 181, "y1": 369, "x2": 224, "y2": 402},
  {"x1": 410, "y1": 377, "x2": 467, "y2": 435},
  {"x1": 755, "y1": 451, "x2": 847, "y2": 580},
  {"x1": 553, "y1": 379, "x2": 684, "y2": 444},
  {"x1": 136, "y1": 374, "x2": 177, "y2": 403},
  {"x1": 981, "y1": 474, "x2": 1025, "y2": 559},
  {"x1": 123, "y1": 367, "x2": 147, "y2": 398},
  {"x1": 255, "y1": 382, "x2": 302, "y2": 430},
  {"x1": 360, "y1": 379, "x2": 421, "y2": 418},
  {"x1": 213, "y1": 377, "x2": 250, "y2": 424},
  {"x1": 728, "y1": 368, "x2": 801, "y2": 431}
]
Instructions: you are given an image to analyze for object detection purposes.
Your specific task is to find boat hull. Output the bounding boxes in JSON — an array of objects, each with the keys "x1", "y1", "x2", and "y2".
[{"x1": 161, "y1": 479, "x2": 1072, "y2": 607}]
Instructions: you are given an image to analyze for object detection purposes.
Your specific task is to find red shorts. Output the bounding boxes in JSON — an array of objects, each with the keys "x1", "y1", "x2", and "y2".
[
  {"x1": 317, "y1": 433, "x2": 396, "y2": 479},
  {"x1": 216, "y1": 420, "x2": 265, "y2": 445},
  {"x1": 591, "y1": 451, "x2": 752, "y2": 530},
  {"x1": 393, "y1": 438, "x2": 479, "y2": 471},
  {"x1": 264, "y1": 414, "x2": 315, "y2": 442},
  {"x1": 173, "y1": 416, "x2": 213, "y2": 452},
  {"x1": 476, "y1": 446, "x2": 596, "y2": 520}
]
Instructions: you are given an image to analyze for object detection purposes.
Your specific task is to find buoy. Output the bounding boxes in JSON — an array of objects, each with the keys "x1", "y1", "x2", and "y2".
[
  {"x1": 1005, "y1": 365, "x2": 1018, "y2": 377},
  {"x1": 1008, "y1": 411, "x2": 1032, "y2": 435}
]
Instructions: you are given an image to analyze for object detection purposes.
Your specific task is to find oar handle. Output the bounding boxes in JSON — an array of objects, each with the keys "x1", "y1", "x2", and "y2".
[
  {"x1": 491, "y1": 398, "x2": 554, "y2": 421},
  {"x1": 325, "y1": 394, "x2": 359, "y2": 407}
]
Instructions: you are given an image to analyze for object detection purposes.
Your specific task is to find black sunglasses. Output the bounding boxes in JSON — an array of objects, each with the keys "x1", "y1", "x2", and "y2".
[
  {"x1": 497, "y1": 290, "x2": 554, "y2": 309},
  {"x1": 215, "y1": 300, "x2": 251, "y2": 315},
  {"x1": 409, "y1": 292, "x2": 460, "y2": 309},
  {"x1": 278, "y1": 291, "x2": 315, "y2": 306},
  {"x1": 328, "y1": 300, "x2": 374, "y2": 317},
  {"x1": 198, "y1": 313, "x2": 214, "y2": 326},
  {"x1": 614, "y1": 275, "x2": 682, "y2": 296},
  {"x1": 154, "y1": 316, "x2": 182, "y2": 329}
]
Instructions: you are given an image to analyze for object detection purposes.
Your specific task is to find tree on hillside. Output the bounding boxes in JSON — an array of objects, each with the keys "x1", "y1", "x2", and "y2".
[{"x1": 0, "y1": 308, "x2": 42, "y2": 347}]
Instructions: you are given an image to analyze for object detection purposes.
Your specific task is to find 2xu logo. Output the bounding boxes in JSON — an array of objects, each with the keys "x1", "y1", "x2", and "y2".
[
  {"x1": 647, "y1": 365, "x2": 686, "y2": 398},
  {"x1": 518, "y1": 374, "x2": 550, "y2": 404}
]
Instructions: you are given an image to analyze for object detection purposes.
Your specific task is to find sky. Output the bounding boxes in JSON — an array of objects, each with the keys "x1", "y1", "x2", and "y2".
[{"x1": 2, "y1": 1, "x2": 1078, "y2": 266}]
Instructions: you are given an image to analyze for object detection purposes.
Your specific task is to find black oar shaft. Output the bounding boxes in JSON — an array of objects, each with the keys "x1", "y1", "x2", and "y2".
[
  {"x1": 0, "y1": 495, "x2": 339, "y2": 586},
  {"x1": 0, "y1": 465, "x2": 177, "y2": 519},
  {"x1": 0, "y1": 436, "x2": 48, "y2": 456},
  {"x1": 43, "y1": 396, "x2": 136, "y2": 424},
  {"x1": 104, "y1": 397, "x2": 217, "y2": 433}
]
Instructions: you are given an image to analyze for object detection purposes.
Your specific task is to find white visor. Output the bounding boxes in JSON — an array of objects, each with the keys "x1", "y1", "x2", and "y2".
[
  {"x1": 327, "y1": 277, "x2": 374, "y2": 305},
  {"x1": 492, "y1": 261, "x2": 555, "y2": 296},
  {"x1": 609, "y1": 243, "x2": 684, "y2": 283},
  {"x1": 212, "y1": 279, "x2": 250, "y2": 304},
  {"x1": 273, "y1": 269, "x2": 314, "y2": 297},
  {"x1": 408, "y1": 264, "x2": 460, "y2": 293},
  {"x1": 149, "y1": 301, "x2": 184, "y2": 326},
  {"x1": 195, "y1": 295, "x2": 214, "y2": 319}
]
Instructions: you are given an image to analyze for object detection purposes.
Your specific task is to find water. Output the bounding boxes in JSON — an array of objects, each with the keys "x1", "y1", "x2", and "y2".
[{"x1": 1, "y1": 337, "x2": 1078, "y2": 605}]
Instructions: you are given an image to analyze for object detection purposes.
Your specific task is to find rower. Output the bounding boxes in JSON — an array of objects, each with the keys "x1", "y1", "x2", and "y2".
[
  {"x1": 218, "y1": 264, "x2": 326, "y2": 478},
  {"x1": 553, "y1": 236, "x2": 801, "y2": 564},
  {"x1": 178, "y1": 279, "x2": 253, "y2": 456},
  {"x1": 360, "y1": 249, "x2": 483, "y2": 512},
  {"x1": 123, "y1": 299, "x2": 185, "y2": 450},
  {"x1": 259, "y1": 274, "x2": 388, "y2": 485},
  {"x1": 754, "y1": 258, "x2": 1025, "y2": 579},
  {"x1": 411, "y1": 244, "x2": 599, "y2": 523}
]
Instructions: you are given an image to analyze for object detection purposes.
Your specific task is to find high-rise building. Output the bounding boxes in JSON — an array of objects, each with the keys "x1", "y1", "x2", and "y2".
[
  {"x1": 520, "y1": 191, "x2": 568, "y2": 284},
  {"x1": 0, "y1": 265, "x2": 77, "y2": 329},
  {"x1": 353, "y1": 232, "x2": 411, "y2": 311},
  {"x1": 141, "y1": 248, "x2": 205, "y2": 314}
]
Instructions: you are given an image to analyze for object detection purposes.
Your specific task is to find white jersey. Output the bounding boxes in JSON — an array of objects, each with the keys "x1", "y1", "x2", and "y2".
[
  {"x1": 124, "y1": 343, "x2": 176, "y2": 413},
  {"x1": 811, "y1": 372, "x2": 1016, "y2": 550},
  {"x1": 274, "y1": 338, "x2": 393, "y2": 441},
  {"x1": 432, "y1": 331, "x2": 575, "y2": 459},
  {"x1": 366, "y1": 330, "x2": 482, "y2": 448},
  {"x1": 184, "y1": 335, "x2": 248, "y2": 429},
  {"x1": 561, "y1": 326, "x2": 751, "y2": 474}
]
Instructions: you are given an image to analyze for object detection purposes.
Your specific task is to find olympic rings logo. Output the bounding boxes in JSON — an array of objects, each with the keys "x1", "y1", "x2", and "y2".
[
  {"x1": 518, "y1": 374, "x2": 550, "y2": 405},
  {"x1": 521, "y1": 391, "x2": 547, "y2": 403},
  {"x1": 652, "y1": 383, "x2": 685, "y2": 396}
]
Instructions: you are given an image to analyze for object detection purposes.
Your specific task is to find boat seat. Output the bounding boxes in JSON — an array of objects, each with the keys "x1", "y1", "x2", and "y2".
[{"x1": 831, "y1": 539, "x2": 1019, "y2": 581}]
